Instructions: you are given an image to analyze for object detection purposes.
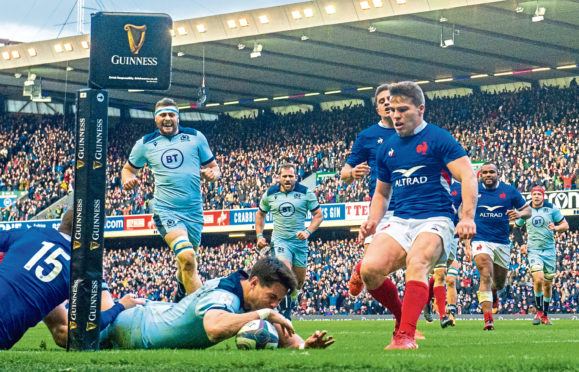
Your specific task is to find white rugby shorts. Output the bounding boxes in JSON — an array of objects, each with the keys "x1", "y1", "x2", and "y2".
[
  {"x1": 364, "y1": 211, "x2": 394, "y2": 245},
  {"x1": 375, "y1": 216, "x2": 454, "y2": 261},
  {"x1": 471, "y1": 241, "x2": 510, "y2": 269}
]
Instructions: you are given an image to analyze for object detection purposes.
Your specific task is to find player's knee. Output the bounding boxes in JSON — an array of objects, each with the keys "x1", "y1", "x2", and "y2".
[
  {"x1": 446, "y1": 276, "x2": 456, "y2": 289},
  {"x1": 297, "y1": 279, "x2": 305, "y2": 289},
  {"x1": 360, "y1": 261, "x2": 385, "y2": 288},
  {"x1": 177, "y1": 250, "x2": 197, "y2": 271},
  {"x1": 433, "y1": 268, "x2": 446, "y2": 285},
  {"x1": 476, "y1": 265, "x2": 492, "y2": 280}
]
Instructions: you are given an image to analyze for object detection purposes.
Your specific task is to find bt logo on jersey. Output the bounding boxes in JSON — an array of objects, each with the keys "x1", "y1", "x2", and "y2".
[
  {"x1": 278, "y1": 202, "x2": 295, "y2": 217},
  {"x1": 161, "y1": 149, "x2": 184, "y2": 169},
  {"x1": 532, "y1": 216, "x2": 546, "y2": 227}
]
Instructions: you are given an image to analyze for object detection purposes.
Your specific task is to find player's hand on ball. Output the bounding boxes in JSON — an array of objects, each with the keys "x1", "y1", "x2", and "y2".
[
  {"x1": 455, "y1": 218, "x2": 476, "y2": 240},
  {"x1": 118, "y1": 294, "x2": 146, "y2": 310},
  {"x1": 267, "y1": 310, "x2": 294, "y2": 337},
  {"x1": 122, "y1": 178, "x2": 139, "y2": 191},
  {"x1": 358, "y1": 220, "x2": 377, "y2": 241},
  {"x1": 305, "y1": 330, "x2": 335, "y2": 349}
]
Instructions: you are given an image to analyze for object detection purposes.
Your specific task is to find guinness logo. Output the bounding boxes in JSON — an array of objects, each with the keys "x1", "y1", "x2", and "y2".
[
  {"x1": 93, "y1": 160, "x2": 103, "y2": 169},
  {"x1": 77, "y1": 160, "x2": 85, "y2": 169},
  {"x1": 90, "y1": 242, "x2": 100, "y2": 250},
  {"x1": 69, "y1": 321, "x2": 77, "y2": 330},
  {"x1": 73, "y1": 241, "x2": 82, "y2": 250},
  {"x1": 124, "y1": 24, "x2": 147, "y2": 54},
  {"x1": 86, "y1": 322, "x2": 97, "y2": 331}
]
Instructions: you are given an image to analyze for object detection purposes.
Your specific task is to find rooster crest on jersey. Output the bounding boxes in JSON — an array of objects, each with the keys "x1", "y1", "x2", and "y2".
[
  {"x1": 235, "y1": 319, "x2": 279, "y2": 350},
  {"x1": 416, "y1": 141, "x2": 428, "y2": 155}
]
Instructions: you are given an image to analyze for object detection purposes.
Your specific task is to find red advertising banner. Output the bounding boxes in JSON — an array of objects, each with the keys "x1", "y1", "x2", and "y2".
[
  {"x1": 203, "y1": 210, "x2": 230, "y2": 227},
  {"x1": 124, "y1": 214, "x2": 155, "y2": 230},
  {"x1": 345, "y1": 202, "x2": 370, "y2": 220}
]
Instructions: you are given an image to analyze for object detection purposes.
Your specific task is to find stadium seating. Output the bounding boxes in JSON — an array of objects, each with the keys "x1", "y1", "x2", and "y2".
[
  {"x1": 2, "y1": 85, "x2": 577, "y2": 220},
  {"x1": 1, "y1": 85, "x2": 577, "y2": 315},
  {"x1": 102, "y1": 230, "x2": 578, "y2": 315}
]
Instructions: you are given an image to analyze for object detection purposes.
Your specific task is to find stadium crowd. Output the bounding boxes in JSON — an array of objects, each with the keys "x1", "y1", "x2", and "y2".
[
  {"x1": 1, "y1": 85, "x2": 577, "y2": 317},
  {"x1": 103, "y1": 229, "x2": 578, "y2": 315},
  {"x1": 0, "y1": 114, "x2": 73, "y2": 221},
  {"x1": 1, "y1": 85, "x2": 578, "y2": 220}
]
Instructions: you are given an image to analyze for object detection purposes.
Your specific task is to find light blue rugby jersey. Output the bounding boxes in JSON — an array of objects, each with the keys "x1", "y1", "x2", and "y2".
[
  {"x1": 515, "y1": 201, "x2": 565, "y2": 251},
  {"x1": 128, "y1": 127, "x2": 214, "y2": 217},
  {"x1": 259, "y1": 183, "x2": 320, "y2": 241},
  {"x1": 100, "y1": 270, "x2": 247, "y2": 349}
]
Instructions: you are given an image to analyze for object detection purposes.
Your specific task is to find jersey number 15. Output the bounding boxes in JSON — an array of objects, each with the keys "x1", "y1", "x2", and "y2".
[{"x1": 24, "y1": 241, "x2": 71, "y2": 283}]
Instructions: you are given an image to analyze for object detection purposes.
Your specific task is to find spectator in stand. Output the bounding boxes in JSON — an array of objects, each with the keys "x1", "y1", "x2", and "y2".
[{"x1": 101, "y1": 230, "x2": 578, "y2": 316}]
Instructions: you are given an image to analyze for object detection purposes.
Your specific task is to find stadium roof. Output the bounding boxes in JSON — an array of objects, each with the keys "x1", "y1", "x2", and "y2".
[{"x1": 0, "y1": 0, "x2": 577, "y2": 114}]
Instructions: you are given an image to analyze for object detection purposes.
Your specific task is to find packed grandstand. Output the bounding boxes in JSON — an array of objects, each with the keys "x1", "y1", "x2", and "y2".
[{"x1": 1, "y1": 84, "x2": 578, "y2": 316}]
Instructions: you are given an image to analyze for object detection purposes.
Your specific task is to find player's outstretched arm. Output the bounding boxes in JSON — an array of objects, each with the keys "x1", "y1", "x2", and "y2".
[
  {"x1": 203, "y1": 308, "x2": 294, "y2": 343},
  {"x1": 121, "y1": 162, "x2": 140, "y2": 191},
  {"x1": 44, "y1": 292, "x2": 144, "y2": 348},
  {"x1": 200, "y1": 160, "x2": 221, "y2": 182},
  {"x1": 276, "y1": 328, "x2": 335, "y2": 349}
]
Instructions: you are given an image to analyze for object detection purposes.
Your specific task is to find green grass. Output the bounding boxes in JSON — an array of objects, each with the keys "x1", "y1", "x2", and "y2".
[{"x1": 3, "y1": 319, "x2": 578, "y2": 371}]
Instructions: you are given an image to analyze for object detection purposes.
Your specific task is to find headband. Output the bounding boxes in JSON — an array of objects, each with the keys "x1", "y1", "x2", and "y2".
[
  {"x1": 531, "y1": 186, "x2": 545, "y2": 196},
  {"x1": 155, "y1": 107, "x2": 179, "y2": 116}
]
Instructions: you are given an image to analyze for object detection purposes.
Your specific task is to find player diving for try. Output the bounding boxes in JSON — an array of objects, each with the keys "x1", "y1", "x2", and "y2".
[{"x1": 98, "y1": 257, "x2": 334, "y2": 350}]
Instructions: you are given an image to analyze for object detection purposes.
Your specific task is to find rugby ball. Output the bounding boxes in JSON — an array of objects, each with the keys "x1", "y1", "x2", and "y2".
[{"x1": 235, "y1": 319, "x2": 279, "y2": 350}]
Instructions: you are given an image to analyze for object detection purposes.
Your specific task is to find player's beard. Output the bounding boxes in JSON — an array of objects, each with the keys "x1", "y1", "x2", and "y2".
[
  {"x1": 281, "y1": 181, "x2": 295, "y2": 193},
  {"x1": 483, "y1": 178, "x2": 498, "y2": 188},
  {"x1": 160, "y1": 122, "x2": 178, "y2": 137}
]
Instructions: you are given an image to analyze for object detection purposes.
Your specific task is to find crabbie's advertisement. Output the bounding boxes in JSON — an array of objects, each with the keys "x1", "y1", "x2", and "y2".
[{"x1": 2, "y1": 192, "x2": 577, "y2": 236}]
